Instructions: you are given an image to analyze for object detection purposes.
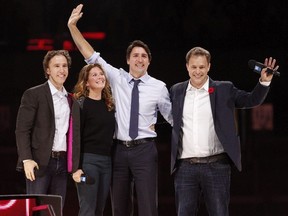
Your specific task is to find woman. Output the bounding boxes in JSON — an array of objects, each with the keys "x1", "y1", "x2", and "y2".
[{"x1": 72, "y1": 63, "x2": 115, "y2": 216}]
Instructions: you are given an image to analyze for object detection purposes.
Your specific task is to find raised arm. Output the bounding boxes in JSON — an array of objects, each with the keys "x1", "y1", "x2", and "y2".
[{"x1": 67, "y1": 4, "x2": 95, "y2": 59}]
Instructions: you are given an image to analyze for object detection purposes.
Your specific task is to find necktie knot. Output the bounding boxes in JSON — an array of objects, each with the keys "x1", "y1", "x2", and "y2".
[{"x1": 133, "y1": 79, "x2": 141, "y2": 86}]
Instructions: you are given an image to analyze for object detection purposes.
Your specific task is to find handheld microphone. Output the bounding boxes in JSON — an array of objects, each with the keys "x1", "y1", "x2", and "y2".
[
  {"x1": 80, "y1": 174, "x2": 95, "y2": 185},
  {"x1": 248, "y1": 59, "x2": 280, "y2": 77}
]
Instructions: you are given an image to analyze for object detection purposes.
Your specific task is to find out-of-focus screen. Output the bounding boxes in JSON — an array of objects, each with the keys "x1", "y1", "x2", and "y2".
[
  {"x1": 0, "y1": 196, "x2": 37, "y2": 216},
  {"x1": 0, "y1": 195, "x2": 61, "y2": 216}
]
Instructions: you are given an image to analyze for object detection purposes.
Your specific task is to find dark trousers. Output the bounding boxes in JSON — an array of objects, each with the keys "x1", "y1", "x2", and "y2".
[
  {"x1": 111, "y1": 141, "x2": 158, "y2": 216},
  {"x1": 174, "y1": 160, "x2": 231, "y2": 216},
  {"x1": 26, "y1": 157, "x2": 67, "y2": 209},
  {"x1": 76, "y1": 153, "x2": 112, "y2": 216}
]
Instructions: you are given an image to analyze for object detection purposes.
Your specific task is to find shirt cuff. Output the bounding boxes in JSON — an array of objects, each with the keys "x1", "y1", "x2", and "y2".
[
  {"x1": 259, "y1": 79, "x2": 271, "y2": 86},
  {"x1": 85, "y1": 51, "x2": 99, "y2": 64},
  {"x1": 23, "y1": 159, "x2": 33, "y2": 163}
]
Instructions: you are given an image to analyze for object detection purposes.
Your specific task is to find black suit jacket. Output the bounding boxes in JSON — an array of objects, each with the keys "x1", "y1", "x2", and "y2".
[
  {"x1": 15, "y1": 81, "x2": 81, "y2": 176},
  {"x1": 170, "y1": 78, "x2": 270, "y2": 174}
]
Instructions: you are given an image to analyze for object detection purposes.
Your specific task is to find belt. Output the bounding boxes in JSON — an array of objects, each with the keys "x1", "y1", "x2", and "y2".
[
  {"x1": 181, "y1": 153, "x2": 228, "y2": 164},
  {"x1": 117, "y1": 138, "x2": 155, "y2": 148},
  {"x1": 51, "y1": 151, "x2": 66, "y2": 158}
]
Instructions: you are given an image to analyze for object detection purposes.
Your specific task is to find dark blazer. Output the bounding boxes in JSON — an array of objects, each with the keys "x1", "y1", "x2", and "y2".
[
  {"x1": 170, "y1": 78, "x2": 270, "y2": 174},
  {"x1": 15, "y1": 81, "x2": 81, "y2": 176}
]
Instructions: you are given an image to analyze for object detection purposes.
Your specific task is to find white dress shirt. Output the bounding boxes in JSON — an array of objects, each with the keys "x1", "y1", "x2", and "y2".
[
  {"x1": 180, "y1": 79, "x2": 224, "y2": 159},
  {"x1": 48, "y1": 80, "x2": 70, "y2": 151},
  {"x1": 85, "y1": 52, "x2": 172, "y2": 141}
]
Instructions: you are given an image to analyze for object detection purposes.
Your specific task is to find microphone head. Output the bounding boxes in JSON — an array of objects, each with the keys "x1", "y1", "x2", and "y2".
[
  {"x1": 248, "y1": 59, "x2": 280, "y2": 76},
  {"x1": 80, "y1": 174, "x2": 95, "y2": 185},
  {"x1": 248, "y1": 59, "x2": 256, "y2": 69},
  {"x1": 248, "y1": 59, "x2": 263, "y2": 74}
]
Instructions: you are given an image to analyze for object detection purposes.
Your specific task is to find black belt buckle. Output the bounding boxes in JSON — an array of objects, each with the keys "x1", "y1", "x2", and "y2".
[
  {"x1": 189, "y1": 157, "x2": 203, "y2": 164},
  {"x1": 118, "y1": 138, "x2": 155, "y2": 148},
  {"x1": 122, "y1": 141, "x2": 133, "y2": 148}
]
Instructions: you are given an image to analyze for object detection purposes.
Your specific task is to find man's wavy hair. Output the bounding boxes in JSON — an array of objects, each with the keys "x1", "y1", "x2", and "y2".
[
  {"x1": 73, "y1": 64, "x2": 114, "y2": 111},
  {"x1": 43, "y1": 50, "x2": 72, "y2": 79}
]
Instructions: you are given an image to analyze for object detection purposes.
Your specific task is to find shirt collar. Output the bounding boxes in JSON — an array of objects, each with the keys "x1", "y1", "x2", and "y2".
[
  {"x1": 48, "y1": 80, "x2": 68, "y2": 96},
  {"x1": 128, "y1": 72, "x2": 149, "y2": 83},
  {"x1": 186, "y1": 77, "x2": 210, "y2": 92}
]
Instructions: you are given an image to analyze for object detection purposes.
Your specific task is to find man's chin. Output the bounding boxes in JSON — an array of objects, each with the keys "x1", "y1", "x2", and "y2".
[{"x1": 136, "y1": 70, "x2": 146, "y2": 75}]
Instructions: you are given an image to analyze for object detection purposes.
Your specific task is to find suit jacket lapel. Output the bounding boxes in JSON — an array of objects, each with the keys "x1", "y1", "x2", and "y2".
[
  {"x1": 209, "y1": 79, "x2": 216, "y2": 121},
  {"x1": 67, "y1": 94, "x2": 73, "y2": 173},
  {"x1": 179, "y1": 80, "x2": 189, "y2": 116},
  {"x1": 44, "y1": 82, "x2": 55, "y2": 117}
]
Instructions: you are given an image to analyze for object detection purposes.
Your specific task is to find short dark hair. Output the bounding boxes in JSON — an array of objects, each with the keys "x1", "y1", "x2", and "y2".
[
  {"x1": 126, "y1": 40, "x2": 152, "y2": 62},
  {"x1": 186, "y1": 47, "x2": 211, "y2": 64}
]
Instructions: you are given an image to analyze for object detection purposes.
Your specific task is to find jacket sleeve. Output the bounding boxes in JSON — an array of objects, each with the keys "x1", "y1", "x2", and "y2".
[{"x1": 15, "y1": 89, "x2": 38, "y2": 162}]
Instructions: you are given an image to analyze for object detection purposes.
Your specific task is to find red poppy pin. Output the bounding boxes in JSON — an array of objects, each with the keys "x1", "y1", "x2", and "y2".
[{"x1": 208, "y1": 87, "x2": 215, "y2": 94}]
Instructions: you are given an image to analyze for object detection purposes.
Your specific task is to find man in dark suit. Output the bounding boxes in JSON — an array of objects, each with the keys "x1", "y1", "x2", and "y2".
[
  {"x1": 170, "y1": 47, "x2": 278, "y2": 216},
  {"x1": 15, "y1": 50, "x2": 81, "y2": 210}
]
